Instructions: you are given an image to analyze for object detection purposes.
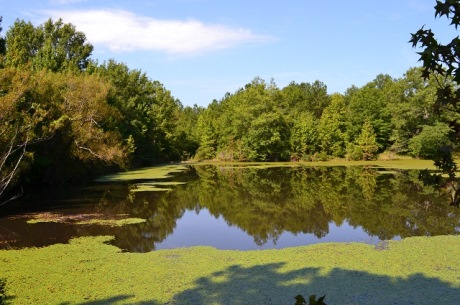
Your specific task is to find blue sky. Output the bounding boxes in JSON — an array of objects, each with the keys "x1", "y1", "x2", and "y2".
[{"x1": 0, "y1": 0, "x2": 455, "y2": 107}]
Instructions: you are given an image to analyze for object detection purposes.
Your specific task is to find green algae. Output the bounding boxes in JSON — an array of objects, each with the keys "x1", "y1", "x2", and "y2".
[
  {"x1": 130, "y1": 181, "x2": 187, "y2": 192},
  {"x1": 26, "y1": 212, "x2": 146, "y2": 227},
  {"x1": 74, "y1": 218, "x2": 146, "y2": 226},
  {"x1": 195, "y1": 159, "x2": 439, "y2": 170},
  {"x1": 0, "y1": 235, "x2": 459, "y2": 304},
  {"x1": 95, "y1": 164, "x2": 188, "y2": 182}
]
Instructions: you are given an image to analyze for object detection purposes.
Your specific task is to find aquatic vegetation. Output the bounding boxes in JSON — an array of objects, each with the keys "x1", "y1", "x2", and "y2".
[
  {"x1": 194, "y1": 159, "x2": 439, "y2": 170},
  {"x1": 130, "y1": 181, "x2": 187, "y2": 192},
  {"x1": 95, "y1": 164, "x2": 188, "y2": 182},
  {"x1": 0, "y1": 278, "x2": 6, "y2": 305},
  {"x1": 0, "y1": 235, "x2": 459, "y2": 304},
  {"x1": 26, "y1": 212, "x2": 146, "y2": 227},
  {"x1": 3, "y1": 163, "x2": 456, "y2": 252},
  {"x1": 74, "y1": 218, "x2": 146, "y2": 226}
]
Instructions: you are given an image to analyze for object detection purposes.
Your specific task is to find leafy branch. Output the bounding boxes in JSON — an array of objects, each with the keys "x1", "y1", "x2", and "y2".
[
  {"x1": 294, "y1": 294, "x2": 327, "y2": 305},
  {"x1": 410, "y1": 0, "x2": 460, "y2": 207}
]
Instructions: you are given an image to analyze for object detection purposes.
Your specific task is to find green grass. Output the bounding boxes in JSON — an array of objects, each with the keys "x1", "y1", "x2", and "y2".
[
  {"x1": 1, "y1": 235, "x2": 459, "y2": 304},
  {"x1": 192, "y1": 159, "x2": 439, "y2": 170},
  {"x1": 93, "y1": 160, "x2": 442, "y2": 184}
]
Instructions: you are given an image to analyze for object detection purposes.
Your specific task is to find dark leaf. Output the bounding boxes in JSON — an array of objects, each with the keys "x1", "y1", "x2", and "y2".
[{"x1": 294, "y1": 294, "x2": 307, "y2": 305}]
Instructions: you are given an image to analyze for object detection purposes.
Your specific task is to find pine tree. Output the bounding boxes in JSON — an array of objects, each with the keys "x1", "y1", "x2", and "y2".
[{"x1": 356, "y1": 120, "x2": 379, "y2": 160}]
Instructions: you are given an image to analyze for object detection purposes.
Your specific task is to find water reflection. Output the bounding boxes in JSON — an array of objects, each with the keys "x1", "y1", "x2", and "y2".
[
  {"x1": 0, "y1": 165, "x2": 459, "y2": 252},
  {"x1": 153, "y1": 209, "x2": 385, "y2": 250}
]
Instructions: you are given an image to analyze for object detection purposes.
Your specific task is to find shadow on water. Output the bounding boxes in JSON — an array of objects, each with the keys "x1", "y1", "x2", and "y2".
[{"x1": 55, "y1": 263, "x2": 460, "y2": 305}]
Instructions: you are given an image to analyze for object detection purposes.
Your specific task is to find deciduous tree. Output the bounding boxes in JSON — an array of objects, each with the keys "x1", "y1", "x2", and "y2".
[
  {"x1": 408, "y1": 122, "x2": 453, "y2": 159},
  {"x1": 5, "y1": 18, "x2": 93, "y2": 72},
  {"x1": 289, "y1": 112, "x2": 318, "y2": 160},
  {"x1": 318, "y1": 94, "x2": 347, "y2": 157},
  {"x1": 410, "y1": 0, "x2": 460, "y2": 206}
]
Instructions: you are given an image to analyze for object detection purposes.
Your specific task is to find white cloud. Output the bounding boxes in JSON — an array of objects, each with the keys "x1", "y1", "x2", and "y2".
[{"x1": 42, "y1": 9, "x2": 274, "y2": 55}]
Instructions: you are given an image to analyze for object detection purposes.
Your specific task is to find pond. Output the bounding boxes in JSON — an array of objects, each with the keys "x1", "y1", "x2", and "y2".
[{"x1": 0, "y1": 164, "x2": 459, "y2": 252}]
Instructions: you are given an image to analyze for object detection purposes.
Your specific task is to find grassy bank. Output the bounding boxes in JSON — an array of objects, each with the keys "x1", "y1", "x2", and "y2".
[
  {"x1": 192, "y1": 158, "x2": 439, "y2": 170},
  {"x1": 1, "y1": 235, "x2": 459, "y2": 304}
]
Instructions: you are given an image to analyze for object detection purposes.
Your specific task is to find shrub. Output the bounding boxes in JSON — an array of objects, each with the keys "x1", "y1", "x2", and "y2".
[
  {"x1": 311, "y1": 151, "x2": 330, "y2": 161},
  {"x1": 408, "y1": 123, "x2": 453, "y2": 159},
  {"x1": 346, "y1": 142, "x2": 363, "y2": 161}
]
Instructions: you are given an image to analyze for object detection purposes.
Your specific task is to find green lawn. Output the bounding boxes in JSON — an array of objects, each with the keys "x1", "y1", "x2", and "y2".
[{"x1": 1, "y1": 235, "x2": 459, "y2": 304}]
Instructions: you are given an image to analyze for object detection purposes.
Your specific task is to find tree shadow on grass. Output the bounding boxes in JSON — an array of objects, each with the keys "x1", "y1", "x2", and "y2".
[
  {"x1": 52, "y1": 262, "x2": 460, "y2": 305},
  {"x1": 171, "y1": 263, "x2": 460, "y2": 305},
  {"x1": 58, "y1": 295, "x2": 160, "y2": 305},
  {"x1": 2, "y1": 295, "x2": 15, "y2": 304}
]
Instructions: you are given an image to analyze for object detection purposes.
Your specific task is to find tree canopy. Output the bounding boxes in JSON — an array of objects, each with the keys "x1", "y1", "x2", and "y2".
[
  {"x1": 0, "y1": 12, "x2": 459, "y2": 207},
  {"x1": 5, "y1": 18, "x2": 93, "y2": 72},
  {"x1": 0, "y1": 17, "x2": 200, "y2": 203}
]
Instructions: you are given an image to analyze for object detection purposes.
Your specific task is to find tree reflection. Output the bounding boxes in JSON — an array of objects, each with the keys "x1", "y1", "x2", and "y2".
[
  {"x1": 3, "y1": 165, "x2": 459, "y2": 251},
  {"x1": 104, "y1": 165, "x2": 460, "y2": 251}
]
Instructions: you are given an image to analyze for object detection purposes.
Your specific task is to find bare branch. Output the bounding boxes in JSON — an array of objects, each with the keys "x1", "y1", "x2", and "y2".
[
  {"x1": 0, "y1": 129, "x2": 30, "y2": 205},
  {"x1": 75, "y1": 140, "x2": 103, "y2": 159}
]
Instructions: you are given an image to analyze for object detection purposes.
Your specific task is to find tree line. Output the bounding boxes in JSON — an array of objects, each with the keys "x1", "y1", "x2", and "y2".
[
  {"x1": 195, "y1": 70, "x2": 454, "y2": 163},
  {"x1": 0, "y1": 16, "x2": 457, "y2": 203},
  {"x1": 0, "y1": 18, "x2": 201, "y2": 203}
]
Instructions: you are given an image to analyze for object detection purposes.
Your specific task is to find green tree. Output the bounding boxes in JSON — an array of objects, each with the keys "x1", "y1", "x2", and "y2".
[
  {"x1": 0, "y1": 16, "x2": 193, "y2": 204},
  {"x1": 198, "y1": 77, "x2": 281, "y2": 161},
  {"x1": 280, "y1": 80, "x2": 330, "y2": 118},
  {"x1": 0, "y1": 68, "x2": 36, "y2": 203},
  {"x1": 345, "y1": 143, "x2": 363, "y2": 161},
  {"x1": 318, "y1": 93, "x2": 347, "y2": 157},
  {"x1": 345, "y1": 75, "x2": 393, "y2": 150},
  {"x1": 410, "y1": 0, "x2": 460, "y2": 206},
  {"x1": 5, "y1": 18, "x2": 93, "y2": 72},
  {"x1": 27, "y1": 71, "x2": 128, "y2": 184},
  {"x1": 386, "y1": 67, "x2": 437, "y2": 154},
  {"x1": 4, "y1": 19, "x2": 39, "y2": 68},
  {"x1": 94, "y1": 60, "x2": 183, "y2": 164},
  {"x1": 149, "y1": 79, "x2": 184, "y2": 160},
  {"x1": 0, "y1": 68, "x2": 128, "y2": 194},
  {"x1": 356, "y1": 119, "x2": 379, "y2": 160},
  {"x1": 195, "y1": 101, "x2": 220, "y2": 160},
  {"x1": 289, "y1": 112, "x2": 318, "y2": 160},
  {"x1": 171, "y1": 104, "x2": 202, "y2": 160},
  {"x1": 242, "y1": 111, "x2": 290, "y2": 161},
  {"x1": 408, "y1": 122, "x2": 453, "y2": 159}
]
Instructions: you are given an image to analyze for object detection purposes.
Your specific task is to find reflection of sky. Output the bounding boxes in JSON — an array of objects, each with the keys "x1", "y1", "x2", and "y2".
[{"x1": 155, "y1": 208, "x2": 396, "y2": 250}]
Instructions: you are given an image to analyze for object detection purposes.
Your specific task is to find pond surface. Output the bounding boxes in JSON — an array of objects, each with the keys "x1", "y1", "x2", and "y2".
[{"x1": 0, "y1": 164, "x2": 459, "y2": 252}]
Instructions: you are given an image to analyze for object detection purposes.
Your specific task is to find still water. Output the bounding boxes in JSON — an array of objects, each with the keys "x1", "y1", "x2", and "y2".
[{"x1": 0, "y1": 164, "x2": 459, "y2": 252}]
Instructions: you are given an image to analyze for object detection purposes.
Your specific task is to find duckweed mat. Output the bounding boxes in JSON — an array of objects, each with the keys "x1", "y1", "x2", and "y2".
[{"x1": 0, "y1": 235, "x2": 459, "y2": 304}]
